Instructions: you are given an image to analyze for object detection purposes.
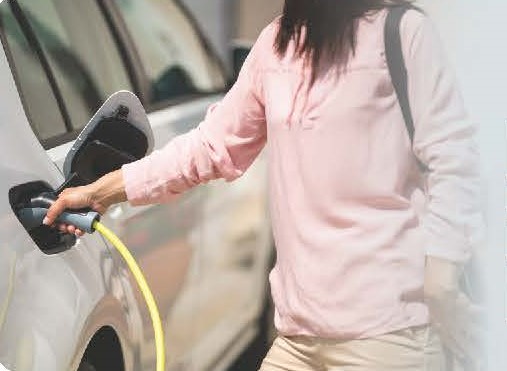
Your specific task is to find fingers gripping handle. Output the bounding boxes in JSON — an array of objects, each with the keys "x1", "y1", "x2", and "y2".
[
  {"x1": 23, "y1": 191, "x2": 100, "y2": 233},
  {"x1": 18, "y1": 207, "x2": 100, "y2": 234}
]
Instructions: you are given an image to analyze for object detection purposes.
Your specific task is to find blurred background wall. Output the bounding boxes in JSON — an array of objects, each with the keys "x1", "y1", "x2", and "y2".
[
  {"x1": 418, "y1": 1, "x2": 507, "y2": 368},
  {"x1": 234, "y1": 0, "x2": 283, "y2": 41}
]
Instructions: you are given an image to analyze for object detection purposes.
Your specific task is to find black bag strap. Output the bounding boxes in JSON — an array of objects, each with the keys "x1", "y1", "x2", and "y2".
[{"x1": 384, "y1": 5, "x2": 416, "y2": 144}]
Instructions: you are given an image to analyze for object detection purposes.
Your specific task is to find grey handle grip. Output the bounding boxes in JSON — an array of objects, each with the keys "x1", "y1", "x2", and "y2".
[{"x1": 18, "y1": 207, "x2": 100, "y2": 234}]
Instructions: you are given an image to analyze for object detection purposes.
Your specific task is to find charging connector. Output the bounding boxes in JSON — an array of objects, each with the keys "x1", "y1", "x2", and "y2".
[
  {"x1": 16, "y1": 192, "x2": 100, "y2": 234},
  {"x1": 17, "y1": 207, "x2": 100, "y2": 234}
]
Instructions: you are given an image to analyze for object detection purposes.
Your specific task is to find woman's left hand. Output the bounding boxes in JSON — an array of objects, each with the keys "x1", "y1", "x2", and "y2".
[{"x1": 424, "y1": 256, "x2": 485, "y2": 363}]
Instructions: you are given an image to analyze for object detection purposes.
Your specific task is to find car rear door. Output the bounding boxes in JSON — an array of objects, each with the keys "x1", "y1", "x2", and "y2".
[
  {"x1": 111, "y1": 1, "x2": 273, "y2": 369},
  {"x1": 108, "y1": 0, "x2": 228, "y2": 368}
]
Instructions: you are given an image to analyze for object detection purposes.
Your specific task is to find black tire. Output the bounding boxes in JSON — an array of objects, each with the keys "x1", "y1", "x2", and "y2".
[
  {"x1": 227, "y1": 292, "x2": 276, "y2": 371},
  {"x1": 77, "y1": 361, "x2": 97, "y2": 371},
  {"x1": 228, "y1": 246, "x2": 276, "y2": 371}
]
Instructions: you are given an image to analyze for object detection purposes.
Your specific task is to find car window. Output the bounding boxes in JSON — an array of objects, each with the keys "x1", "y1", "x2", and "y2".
[
  {"x1": 3, "y1": 0, "x2": 134, "y2": 147},
  {"x1": 17, "y1": 0, "x2": 134, "y2": 133},
  {"x1": 0, "y1": 4, "x2": 67, "y2": 142},
  {"x1": 114, "y1": 0, "x2": 226, "y2": 107}
]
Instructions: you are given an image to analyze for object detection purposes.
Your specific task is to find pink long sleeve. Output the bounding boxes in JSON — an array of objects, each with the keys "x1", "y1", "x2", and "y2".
[
  {"x1": 121, "y1": 30, "x2": 267, "y2": 205},
  {"x1": 404, "y1": 15, "x2": 483, "y2": 263},
  {"x1": 121, "y1": 10, "x2": 483, "y2": 340}
]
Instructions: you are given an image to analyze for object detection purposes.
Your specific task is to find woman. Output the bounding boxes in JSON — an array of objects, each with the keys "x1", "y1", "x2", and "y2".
[{"x1": 45, "y1": 0, "x2": 482, "y2": 369}]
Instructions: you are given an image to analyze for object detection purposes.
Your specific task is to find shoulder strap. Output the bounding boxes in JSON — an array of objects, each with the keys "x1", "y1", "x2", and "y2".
[{"x1": 384, "y1": 5, "x2": 415, "y2": 144}]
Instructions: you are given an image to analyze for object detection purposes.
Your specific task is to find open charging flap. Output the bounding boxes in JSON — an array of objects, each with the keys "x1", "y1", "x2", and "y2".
[{"x1": 61, "y1": 90, "x2": 154, "y2": 190}]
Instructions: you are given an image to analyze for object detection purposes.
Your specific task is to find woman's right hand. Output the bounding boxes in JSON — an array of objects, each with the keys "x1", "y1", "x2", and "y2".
[{"x1": 43, "y1": 170, "x2": 127, "y2": 236}]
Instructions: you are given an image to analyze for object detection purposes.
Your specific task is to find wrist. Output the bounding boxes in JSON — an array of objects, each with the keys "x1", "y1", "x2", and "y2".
[{"x1": 90, "y1": 170, "x2": 127, "y2": 210}]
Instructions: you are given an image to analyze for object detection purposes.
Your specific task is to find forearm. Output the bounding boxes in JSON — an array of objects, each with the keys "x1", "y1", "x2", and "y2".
[
  {"x1": 121, "y1": 31, "x2": 267, "y2": 206},
  {"x1": 122, "y1": 104, "x2": 266, "y2": 206}
]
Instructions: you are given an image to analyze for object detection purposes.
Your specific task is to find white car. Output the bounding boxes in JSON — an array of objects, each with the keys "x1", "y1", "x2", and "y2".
[{"x1": 0, "y1": 0, "x2": 273, "y2": 370}]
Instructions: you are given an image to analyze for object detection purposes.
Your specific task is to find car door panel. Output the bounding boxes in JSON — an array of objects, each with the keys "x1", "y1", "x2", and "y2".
[
  {"x1": 112, "y1": 0, "x2": 273, "y2": 368},
  {"x1": 147, "y1": 96, "x2": 222, "y2": 148},
  {"x1": 0, "y1": 3, "x2": 154, "y2": 370},
  {"x1": 0, "y1": 46, "x2": 125, "y2": 371}
]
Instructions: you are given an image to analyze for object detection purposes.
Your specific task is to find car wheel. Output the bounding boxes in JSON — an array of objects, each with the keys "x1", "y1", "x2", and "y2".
[
  {"x1": 77, "y1": 361, "x2": 97, "y2": 371},
  {"x1": 227, "y1": 291, "x2": 276, "y2": 371}
]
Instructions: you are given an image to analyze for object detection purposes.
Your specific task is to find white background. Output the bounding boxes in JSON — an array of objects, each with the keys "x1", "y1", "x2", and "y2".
[{"x1": 420, "y1": 0, "x2": 507, "y2": 367}]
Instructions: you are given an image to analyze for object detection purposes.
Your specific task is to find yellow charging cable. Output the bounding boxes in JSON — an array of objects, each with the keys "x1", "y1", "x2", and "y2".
[{"x1": 93, "y1": 221, "x2": 165, "y2": 371}]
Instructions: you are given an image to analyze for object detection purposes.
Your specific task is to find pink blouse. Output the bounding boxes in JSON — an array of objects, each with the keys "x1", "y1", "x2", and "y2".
[{"x1": 122, "y1": 9, "x2": 482, "y2": 339}]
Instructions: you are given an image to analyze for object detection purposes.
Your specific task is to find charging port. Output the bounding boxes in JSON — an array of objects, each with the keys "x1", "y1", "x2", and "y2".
[{"x1": 9, "y1": 181, "x2": 76, "y2": 255}]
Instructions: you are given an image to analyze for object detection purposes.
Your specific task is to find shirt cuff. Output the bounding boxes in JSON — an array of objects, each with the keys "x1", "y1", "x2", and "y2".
[{"x1": 121, "y1": 160, "x2": 149, "y2": 206}]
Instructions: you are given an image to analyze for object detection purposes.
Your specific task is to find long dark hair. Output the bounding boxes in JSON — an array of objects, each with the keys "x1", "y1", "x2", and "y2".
[{"x1": 276, "y1": 0, "x2": 414, "y2": 81}]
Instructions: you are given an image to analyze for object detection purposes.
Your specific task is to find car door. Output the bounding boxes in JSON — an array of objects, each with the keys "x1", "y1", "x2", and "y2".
[
  {"x1": 0, "y1": 1, "x2": 202, "y2": 370},
  {"x1": 112, "y1": 1, "x2": 273, "y2": 369},
  {"x1": 0, "y1": 3, "x2": 124, "y2": 370}
]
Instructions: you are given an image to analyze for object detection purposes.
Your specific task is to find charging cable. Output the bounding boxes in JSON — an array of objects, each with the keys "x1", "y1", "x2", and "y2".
[{"x1": 93, "y1": 221, "x2": 165, "y2": 371}]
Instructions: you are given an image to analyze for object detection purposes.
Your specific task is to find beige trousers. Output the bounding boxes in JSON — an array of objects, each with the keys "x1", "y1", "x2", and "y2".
[{"x1": 259, "y1": 326, "x2": 446, "y2": 371}]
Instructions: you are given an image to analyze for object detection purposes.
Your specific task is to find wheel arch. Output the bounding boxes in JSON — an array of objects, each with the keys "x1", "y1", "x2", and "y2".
[{"x1": 70, "y1": 295, "x2": 141, "y2": 371}]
